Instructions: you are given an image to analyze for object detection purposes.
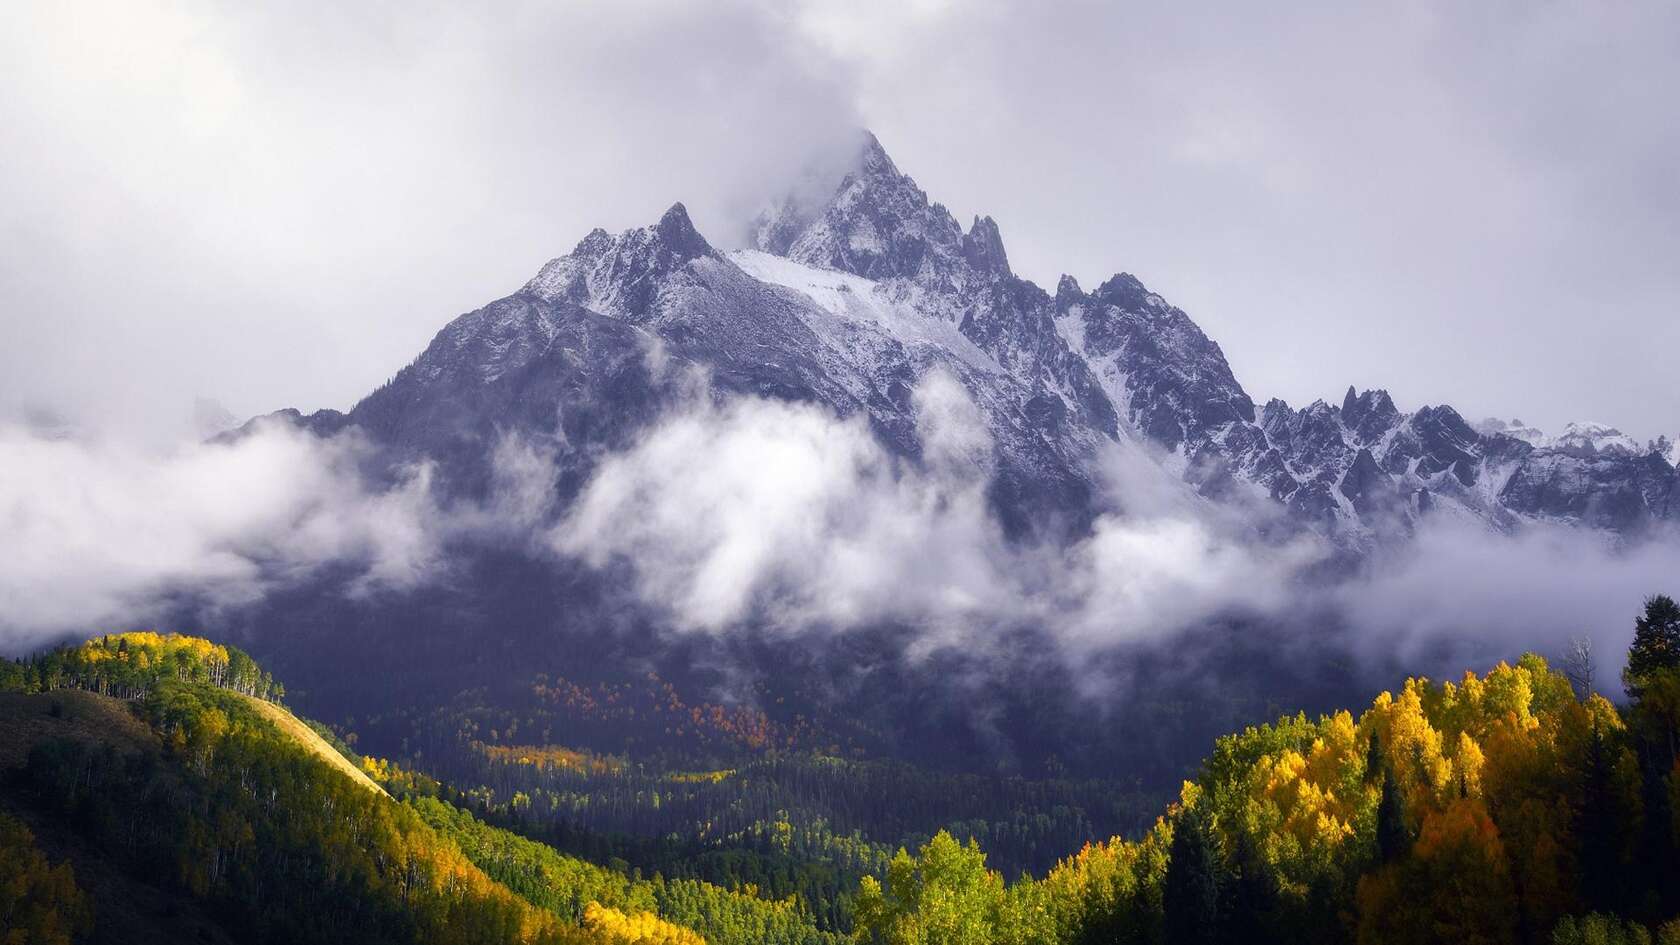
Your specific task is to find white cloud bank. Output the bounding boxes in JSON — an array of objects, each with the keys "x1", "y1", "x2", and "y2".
[
  {"x1": 0, "y1": 420, "x2": 558, "y2": 649},
  {"x1": 0, "y1": 421, "x2": 438, "y2": 644},
  {"x1": 1339, "y1": 518, "x2": 1680, "y2": 692},
  {"x1": 552, "y1": 373, "x2": 1013, "y2": 636},
  {"x1": 552, "y1": 372, "x2": 1321, "y2": 656}
]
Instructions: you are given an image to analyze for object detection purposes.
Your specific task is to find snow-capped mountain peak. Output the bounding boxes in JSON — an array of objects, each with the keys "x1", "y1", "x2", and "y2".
[
  {"x1": 763, "y1": 138, "x2": 968, "y2": 284},
  {"x1": 1478, "y1": 418, "x2": 1650, "y2": 457},
  {"x1": 270, "y1": 129, "x2": 1676, "y2": 545},
  {"x1": 1475, "y1": 417, "x2": 1548, "y2": 444},
  {"x1": 1547, "y1": 421, "x2": 1644, "y2": 456},
  {"x1": 737, "y1": 131, "x2": 1675, "y2": 538},
  {"x1": 525, "y1": 202, "x2": 718, "y2": 318}
]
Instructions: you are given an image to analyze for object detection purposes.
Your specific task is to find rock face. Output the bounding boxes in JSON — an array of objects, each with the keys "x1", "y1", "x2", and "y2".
[{"x1": 273, "y1": 130, "x2": 1676, "y2": 543}]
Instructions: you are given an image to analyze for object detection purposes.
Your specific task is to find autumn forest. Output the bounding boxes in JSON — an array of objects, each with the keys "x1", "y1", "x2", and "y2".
[{"x1": 0, "y1": 597, "x2": 1676, "y2": 945}]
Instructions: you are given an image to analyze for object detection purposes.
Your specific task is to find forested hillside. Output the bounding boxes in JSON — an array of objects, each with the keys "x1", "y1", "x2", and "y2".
[
  {"x1": 844, "y1": 596, "x2": 1680, "y2": 945},
  {"x1": 5, "y1": 598, "x2": 1678, "y2": 945},
  {"x1": 0, "y1": 633, "x2": 742, "y2": 945}
]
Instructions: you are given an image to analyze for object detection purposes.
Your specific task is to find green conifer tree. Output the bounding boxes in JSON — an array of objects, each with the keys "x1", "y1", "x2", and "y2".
[{"x1": 1164, "y1": 805, "x2": 1220, "y2": 945}]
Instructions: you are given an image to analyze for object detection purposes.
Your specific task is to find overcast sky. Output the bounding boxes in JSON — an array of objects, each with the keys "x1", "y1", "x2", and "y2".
[{"x1": 2, "y1": 0, "x2": 1675, "y2": 442}]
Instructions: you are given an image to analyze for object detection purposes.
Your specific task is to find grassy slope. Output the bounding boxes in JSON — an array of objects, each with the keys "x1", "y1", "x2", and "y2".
[{"x1": 243, "y1": 695, "x2": 387, "y2": 795}]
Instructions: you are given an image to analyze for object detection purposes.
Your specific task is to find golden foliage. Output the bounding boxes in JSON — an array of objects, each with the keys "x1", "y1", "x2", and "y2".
[
  {"x1": 482, "y1": 743, "x2": 626, "y2": 776},
  {"x1": 583, "y1": 903, "x2": 708, "y2": 945}
]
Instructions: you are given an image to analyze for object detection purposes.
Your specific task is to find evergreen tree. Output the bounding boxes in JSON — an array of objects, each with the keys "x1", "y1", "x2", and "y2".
[
  {"x1": 1163, "y1": 805, "x2": 1220, "y2": 945},
  {"x1": 1618, "y1": 596, "x2": 1680, "y2": 922},
  {"x1": 1219, "y1": 830, "x2": 1278, "y2": 945},
  {"x1": 1577, "y1": 722, "x2": 1624, "y2": 915},
  {"x1": 1633, "y1": 739, "x2": 1679, "y2": 920},
  {"x1": 1624, "y1": 594, "x2": 1680, "y2": 699},
  {"x1": 1376, "y1": 767, "x2": 1409, "y2": 865}
]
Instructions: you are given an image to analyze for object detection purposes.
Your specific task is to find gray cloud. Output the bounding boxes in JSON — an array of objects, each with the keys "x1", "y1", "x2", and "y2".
[
  {"x1": 3, "y1": 1, "x2": 1675, "y2": 444},
  {"x1": 0, "y1": 0, "x2": 860, "y2": 438},
  {"x1": 2, "y1": 0, "x2": 1675, "y2": 676},
  {"x1": 1337, "y1": 517, "x2": 1680, "y2": 693},
  {"x1": 827, "y1": 1, "x2": 1680, "y2": 441}
]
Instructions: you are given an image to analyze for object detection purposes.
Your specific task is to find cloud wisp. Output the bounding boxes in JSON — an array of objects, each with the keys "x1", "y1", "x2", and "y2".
[{"x1": 0, "y1": 420, "x2": 556, "y2": 650}]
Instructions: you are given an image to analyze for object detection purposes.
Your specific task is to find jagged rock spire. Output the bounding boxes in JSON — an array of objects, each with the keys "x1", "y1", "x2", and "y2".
[
  {"x1": 961, "y1": 215, "x2": 1010, "y2": 275},
  {"x1": 1092, "y1": 273, "x2": 1154, "y2": 310},
  {"x1": 524, "y1": 201, "x2": 717, "y2": 312},
  {"x1": 652, "y1": 202, "x2": 715, "y2": 263},
  {"x1": 857, "y1": 129, "x2": 898, "y2": 177},
  {"x1": 756, "y1": 130, "x2": 1029, "y2": 284},
  {"x1": 1341, "y1": 387, "x2": 1399, "y2": 445}
]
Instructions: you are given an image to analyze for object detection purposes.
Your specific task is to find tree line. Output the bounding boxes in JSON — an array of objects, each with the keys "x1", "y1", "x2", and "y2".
[{"x1": 1, "y1": 631, "x2": 283, "y2": 703}]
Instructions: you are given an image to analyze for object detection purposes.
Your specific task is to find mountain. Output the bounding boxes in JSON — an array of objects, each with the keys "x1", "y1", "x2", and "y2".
[
  {"x1": 11, "y1": 133, "x2": 1676, "y2": 945},
  {"x1": 216, "y1": 130, "x2": 1676, "y2": 784},
  {"x1": 276, "y1": 130, "x2": 1674, "y2": 545},
  {"x1": 746, "y1": 131, "x2": 1676, "y2": 539},
  {"x1": 1481, "y1": 418, "x2": 1649, "y2": 456}
]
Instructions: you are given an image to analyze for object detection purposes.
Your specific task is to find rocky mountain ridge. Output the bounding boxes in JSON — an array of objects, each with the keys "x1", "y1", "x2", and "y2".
[
  {"x1": 744, "y1": 132, "x2": 1677, "y2": 540},
  {"x1": 272, "y1": 131, "x2": 1677, "y2": 544}
]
